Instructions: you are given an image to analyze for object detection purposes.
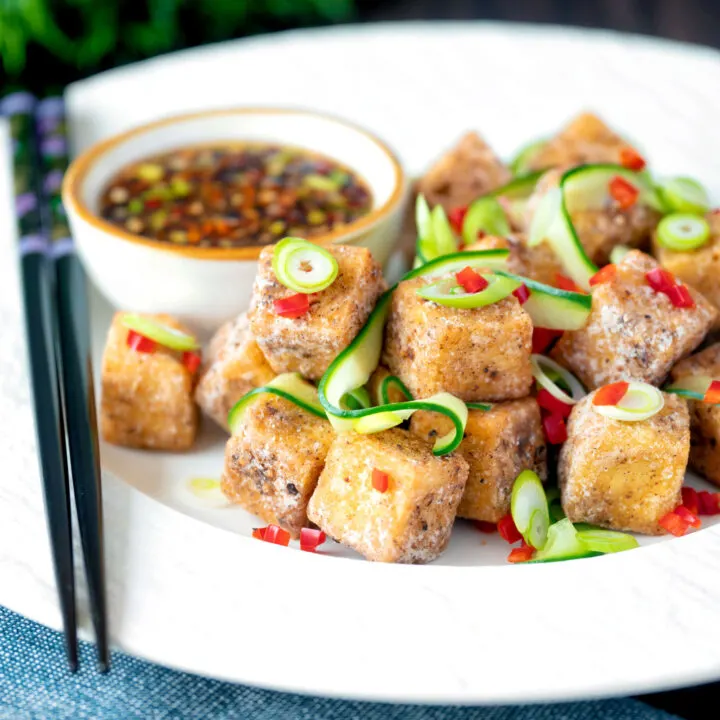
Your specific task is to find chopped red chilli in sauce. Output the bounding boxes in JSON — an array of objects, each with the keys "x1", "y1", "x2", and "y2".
[
  {"x1": 100, "y1": 143, "x2": 373, "y2": 248},
  {"x1": 609, "y1": 176, "x2": 639, "y2": 209}
]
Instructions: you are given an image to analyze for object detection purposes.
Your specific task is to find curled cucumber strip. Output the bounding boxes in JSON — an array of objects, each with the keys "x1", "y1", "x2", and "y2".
[{"x1": 378, "y1": 375, "x2": 413, "y2": 406}]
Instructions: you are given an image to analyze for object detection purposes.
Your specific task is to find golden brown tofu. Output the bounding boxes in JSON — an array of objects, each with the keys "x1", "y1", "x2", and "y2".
[
  {"x1": 467, "y1": 234, "x2": 563, "y2": 287},
  {"x1": 526, "y1": 168, "x2": 660, "y2": 266},
  {"x1": 249, "y1": 243, "x2": 385, "y2": 381},
  {"x1": 383, "y1": 276, "x2": 533, "y2": 402},
  {"x1": 410, "y1": 398, "x2": 546, "y2": 522},
  {"x1": 559, "y1": 390, "x2": 690, "y2": 535},
  {"x1": 671, "y1": 344, "x2": 720, "y2": 486},
  {"x1": 527, "y1": 112, "x2": 638, "y2": 171},
  {"x1": 195, "y1": 314, "x2": 274, "y2": 431},
  {"x1": 307, "y1": 429, "x2": 468, "y2": 563},
  {"x1": 222, "y1": 393, "x2": 334, "y2": 538},
  {"x1": 101, "y1": 312, "x2": 198, "y2": 450},
  {"x1": 416, "y1": 132, "x2": 511, "y2": 212},
  {"x1": 552, "y1": 250, "x2": 717, "y2": 389},
  {"x1": 653, "y1": 212, "x2": 720, "y2": 330}
]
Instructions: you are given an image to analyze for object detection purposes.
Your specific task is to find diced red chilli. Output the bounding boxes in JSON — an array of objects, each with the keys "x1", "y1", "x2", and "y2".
[
  {"x1": 697, "y1": 491, "x2": 720, "y2": 516},
  {"x1": 252, "y1": 527, "x2": 266, "y2": 540},
  {"x1": 592, "y1": 382, "x2": 629, "y2": 407},
  {"x1": 508, "y1": 545, "x2": 535, "y2": 563},
  {"x1": 619, "y1": 147, "x2": 647, "y2": 171},
  {"x1": 532, "y1": 327, "x2": 564, "y2": 354},
  {"x1": 705, "y1": 380, "x2": 720, "y2": 404},
  {"x1": 645, "y1": 268, "x2": 676, "y2": 294},
  {"x1": 263, "y1": 524, "x2": 291, "y2": 546},
  {"x1": 474, "y1": 520, "x2": 497, "y2": 534},
  {"x1": 126, "y1": 329, "x2": 157, "y2": 353},
  {"x1": 537, "y1": 389, "x2": 573, "y2": 418},
  {"x1": 448, "y1": 206, "x2": 468, "y2": 235},
  {"x1": 512, "y1": 284, "x2": 530, "y2": 304},
  {"x1": 555, "y1": 273, "x2": 583, "y2": 293},
  {"x1": 543, "y1": 413, "x2": 567, "y2": 444},
  {"x1": 675, "y1": 506, "x2": 701, "y2": 529},
  {"x1": 609, "y1": 176, "x2": 639, "y2": 209},
  {"x1": 658, "y1": 511, "x2": 691, "y2": 537},
  {"x1": 273, "y1": 293, "x2": 310, "y2": 318},
  {"x1": 666, "y1": 284, "x2": 695, "y2": 309},
  {"x1": 300, "y1": 528, "x2": 326, "y2": 552},
  {"x1": 681, "y1": 487, "x2": 699, "y2": 516},
  {"x1": 182, "y1": 351, "x2": 202, "y2": 374},
  {"x1": 456, "y1": 266, "x2": 488, "y2": 294},
  {"x1": 372, "y1": 468, "x2": 389, "y2": 493},
  {"x1": 589, "y1": 264, "x2": 616, "y2": 287},
  {"x1": 144, "y1": 198, "x2": 162, "y2": 211},
  {"x1": 497, "y1": 514, "x2": 523, "y2": 544}
]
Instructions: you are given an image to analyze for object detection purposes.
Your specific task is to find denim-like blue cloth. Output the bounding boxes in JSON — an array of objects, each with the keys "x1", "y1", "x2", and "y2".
[{"x1": 0, "y1": 606, "x2": 678, "y2": 720}]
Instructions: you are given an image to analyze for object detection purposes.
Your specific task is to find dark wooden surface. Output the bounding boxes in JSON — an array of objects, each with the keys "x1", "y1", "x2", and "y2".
[{"x1": 356, "y1": 1, "x2": 719, "y2": 718}]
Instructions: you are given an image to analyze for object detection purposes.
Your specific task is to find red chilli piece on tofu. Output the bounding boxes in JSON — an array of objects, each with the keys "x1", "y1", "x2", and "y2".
[
  {"x1": 619, "y1": 147, "x2": 647, "y2": 172},
  {"x1": 697, "y1": 491, "x2": 720, "y2": 516},
  {"x1": 705, "y1": 380, "x2": 720, "y2": 404},
  {"x1": 474, "y1": 520, "x2": 497, "y2": 534},
  {"x1": 659, "y1": 511, "x2": 691, "y2": 537},
  {"x1": 372, "y1": 468, "x2": 389, "y2": 493},
  {"x1": 645, "y1": 267, "x2": 676, "y2": 294},
  {"x1": 681, "y1": 487, "x2": 700, "y2": 517},
  {"x1": 666, "y1": 284, "x2": 695, "y2": 309},
  {"x1": 542, "y1": 413, "x2": 567, "y2": 445},
  {"x1": 589, "y1": 264, "x2": 617, "y2": 287},
  {"x1": 262, "y1": 524, "x2": 291, "y2": 546},
  {"x1": 609, "y1": 176, "x2": 640, "y2": 210},
  {"x1": 497, "y1": 514, "x2": 523, "y2": 544},
  {"x1": 448, "y1": 205, "x2": 468, "y2": 235},
  {"x1": 555, "y1": 273, "x2": 584, "y2": 293},
  {"x1": 300, "y1": 528, "x2": 326, "y2": 552},
  {"x1": 512, "y1": 284, "x2": 530, "y2": 304},
  {"x1": 252, "y1": 527, "x2": 266, "y2": 540},
  {"x1": 456, "y1": 266, "x2": 488, "y2": 294},
  {"x1": 182, "y1": 351, "x2": 202, "y2": 374},
  {"x1": 537, "y1": 389, "x2": 573, "y2": 418},
  {"x1": 532, "y1": 327, "x2": 564, "y2": 354},
  {"x1": 592, "y1": 381, "x2": 629, "y2": 407},
  {"x1": 675, "y1": 505, "x2": 701, "y2": 529},
  {"x1": 273, "y1": 293, "x2": 310, "y2": 318},
  {"x1": 126, "y1": 329, "x2": 157, "y2": 354}
]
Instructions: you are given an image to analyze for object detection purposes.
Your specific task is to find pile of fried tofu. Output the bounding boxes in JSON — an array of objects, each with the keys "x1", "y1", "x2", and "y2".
[{"x1": 100, "y1": 112, "x2": 720, "y2": 562}]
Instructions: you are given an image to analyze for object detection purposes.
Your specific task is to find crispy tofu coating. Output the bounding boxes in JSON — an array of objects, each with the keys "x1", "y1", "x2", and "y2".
[
  {"x1": 416, "y1": 132, "x2": 511, "y2": 212},
  {"x1": 559, "y1": 390, "x2": 690, "y2": 535},
  {"x1": 653, "y1": 212, "x2": 720, "y2": 330},
  {"x1": 249, "y1": 243, "x2": 385, "y2": 381},
  {"x1": 671, "y1": 344, "x2": 720, "y2": 486},
  {"x1": 526, "y1": 168, "x2": 660, "y2": 265},
  {"x1": 383, "y1": 276, "x2": 533, "y2": 402},
  {"x1": 222, "y1": 393, "x2": 334, "y2": 538},
  {"x1": 195, "y1": 313, "x2": 274, "y2": 431},
  {"x1": 101, "y1": 312, "x2": 198, "y2": 450},
  {"x1": 467, "y1": 234, "x2": 563, "y2": 287},
  {"x1": 552, "y1": 251, "x2": 717, "y2": 389},
  {"x1": 527, "y1": 112, "x2": 637, "y2": 172},
  {"x1": 411, "y1": 398, "x2": 546, "y2": 522},
  {"x1": 307, "y1": 429, "x2": 469, "y2": 563}
]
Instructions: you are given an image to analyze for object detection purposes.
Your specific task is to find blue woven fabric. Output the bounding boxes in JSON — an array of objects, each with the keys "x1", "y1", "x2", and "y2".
[{"x1": 0, "y1": 606, "x2": 677, "y2": 720}]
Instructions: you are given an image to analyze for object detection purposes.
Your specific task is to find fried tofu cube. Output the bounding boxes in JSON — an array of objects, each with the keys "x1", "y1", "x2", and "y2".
[
  {"x1": 249, "y1": 244, "x2": 385, "y2": 382},
  {"x1": 222, "y1": 393, "x2": 334, "y2": 538},
  {"x1": 307, "y1": 429, "x2": 469, "y2": 563},
  {"x1": 383, "y1": 276, "x2": 533, "y2": 401},
  {"x1": 527, "y1": 112, "x2": 637, "y2": 172},
  {"x1": 101, "y1": 312, "x2": 198, "y2": 450},
  {"x1": 671, "y1": 344, "x2": 720, "y2": 486},
  {"x1": 559, "y1": 390, "x2": 690, "y2": 535},
  {"x1": 525, "y1": 168, "x2": 660, "y2": 265},
  {"x1": 552, "y1": 250, "x2": 717, "y2": 389},
  {"x1": 410, "y1": 398, "x2": 546, "y2": 522},
  {"x1": 416, "y1": 132, "x2": 511, "y2": 212},
  {"x1": 195, "y1": 313, "x2": 274, "y2": 431},
  {"x1": 653, "y1": 213, "x2": 720, "y2": 330}
]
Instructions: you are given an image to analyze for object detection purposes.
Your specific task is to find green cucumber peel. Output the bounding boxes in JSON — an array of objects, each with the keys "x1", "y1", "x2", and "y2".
[
  {"x1": 466, "y1": 402, "x2": 492, "y2": 411},
  {"x1": 573, "y1": 525, "x2": 639, "y2": 553},
  {"x1": 530, "y1": 518, "x2": 599, "y2": 563},
  {"x1": 228, "y1": 373, "x2": 326, "y2": 434},
  {"x1": 122, "y1": 314, "x2": 199, "y2": 352},
  {"x1": 343, "y1": 386, "x2": 372, "y2": 411},
  {"x1": 378, "y1": 375, "x2": 413, "y2": 405},
  {"x1": 462, "y1": 197, "x2": 511, "y2": 245},
  {"x1": 406, "y1": 249, "x2": 510, "y2": 281}
]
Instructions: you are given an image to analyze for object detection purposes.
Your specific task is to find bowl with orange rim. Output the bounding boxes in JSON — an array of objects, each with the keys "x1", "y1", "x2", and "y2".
[{"x1": 63, "y1": 107, "x2": 407, "y2": 330}]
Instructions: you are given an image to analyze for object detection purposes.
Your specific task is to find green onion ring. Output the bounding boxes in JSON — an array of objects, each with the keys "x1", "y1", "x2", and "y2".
[
  {"x1": 272, "y1": 237, "x2": 339, "y2": 294},
  {"x1": 531, "y1": 354, "x2": 585, "y2": 405},
  {"x1": 593, "y1": 382, "x2": 664, "y2": 422},
  {"x1": 656, "y1": 213, "x2": 710, "y2": 252}
]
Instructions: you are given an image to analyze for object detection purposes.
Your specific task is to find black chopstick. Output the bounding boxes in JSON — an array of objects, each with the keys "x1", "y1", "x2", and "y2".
[
  {"x1": 35, "y1": 97, "x2": 109, "y2": 672},
  {"x1": 1, "y1": 92, "x2": 78, "y2": 671}
]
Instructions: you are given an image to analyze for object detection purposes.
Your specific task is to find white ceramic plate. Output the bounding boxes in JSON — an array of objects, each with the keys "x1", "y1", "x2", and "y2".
[{"x1": 2, "y1": 22, "x2": 720, "y2": 705}]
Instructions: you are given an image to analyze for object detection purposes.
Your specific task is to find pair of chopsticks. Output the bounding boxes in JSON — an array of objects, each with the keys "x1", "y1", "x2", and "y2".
[{"x1": 1, "y1": 93, "x2": 108, "y2": 672}]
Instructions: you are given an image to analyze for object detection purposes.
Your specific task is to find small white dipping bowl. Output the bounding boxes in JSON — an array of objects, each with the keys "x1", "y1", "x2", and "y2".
[{"x1": 63, "y1": 108, "x2": 407, "y2": 331}]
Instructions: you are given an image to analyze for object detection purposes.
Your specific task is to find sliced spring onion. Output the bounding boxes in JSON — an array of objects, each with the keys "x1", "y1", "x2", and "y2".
[
  {"x1": 378, "y1": 375, "x2": 412, "y2": 406},
  {"x1": 407, "y1": 249, "x2": 510, "y2": 280},
  {"x1": 531, "y1": 519, "x2": 597, "y2": 563},
  {"x1": 416, "y1": 200, "x2": 459, "y2": 262},
  {"x1": 593, "y1": 381, "x2": 664, "y2": 422},
  {"x1": 121, "y1": 314, "x2": 199, "y2": 352},
  {"x1": 318, "y1": 291, "x2": 468, "y2": 455},
  {"x1": 665, "y1": 375, "x2": 717, "y2": 402},
  {"x1": 510, "y1": 470, "x2": 550, "y2": 549},
  {"x1": 531, "y1": 354, "x2": 585, "y2": 405},
  {"x1": 343, "y1": 386, "x2": 372, "y2": 411},
  {"x1": 573, "y1": 525, "x2": 639, "y2": 553},
  {"x1": 609, "y1": 245, "x2": 632, "y2": 264},
  {"x1": 228, "y1": 373, "x2": 326, "y2": 433},
  {"x1": 509, "y1": 139, "x2": 548, "y2": 175},
  {"x1": 272, "y1": 237, "x2": 339, "y2": 293},
  {"x1": 415, "y1": 194, "x2": 432, "y2": 244},
  {"x1": 658, "y1": 176, "x2": 710, "y2": 214},
  {"x1": 431, "y1": 205, "x2": 459, "y2": 257},
  {"x1": 496, "y1": 271, "x2": 592, "y2": 330},
  {"x1": 656, "y1": 213, "x2": 710, "y2": 252},
  {"x1": 416, "y1": 273, "x2": 521, "y2": 309},
  {"x1": 461, "y1": 197, "x2": 511, "y2": 245}
]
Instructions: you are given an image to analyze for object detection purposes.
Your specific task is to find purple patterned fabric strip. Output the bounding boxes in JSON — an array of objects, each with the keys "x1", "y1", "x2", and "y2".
[
  {"x1": 19, "y1": 235, "x2": 49, "y2": 255},
  {"x1": 0, "y1": 92, "x2": 36, "y2": 116}
]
